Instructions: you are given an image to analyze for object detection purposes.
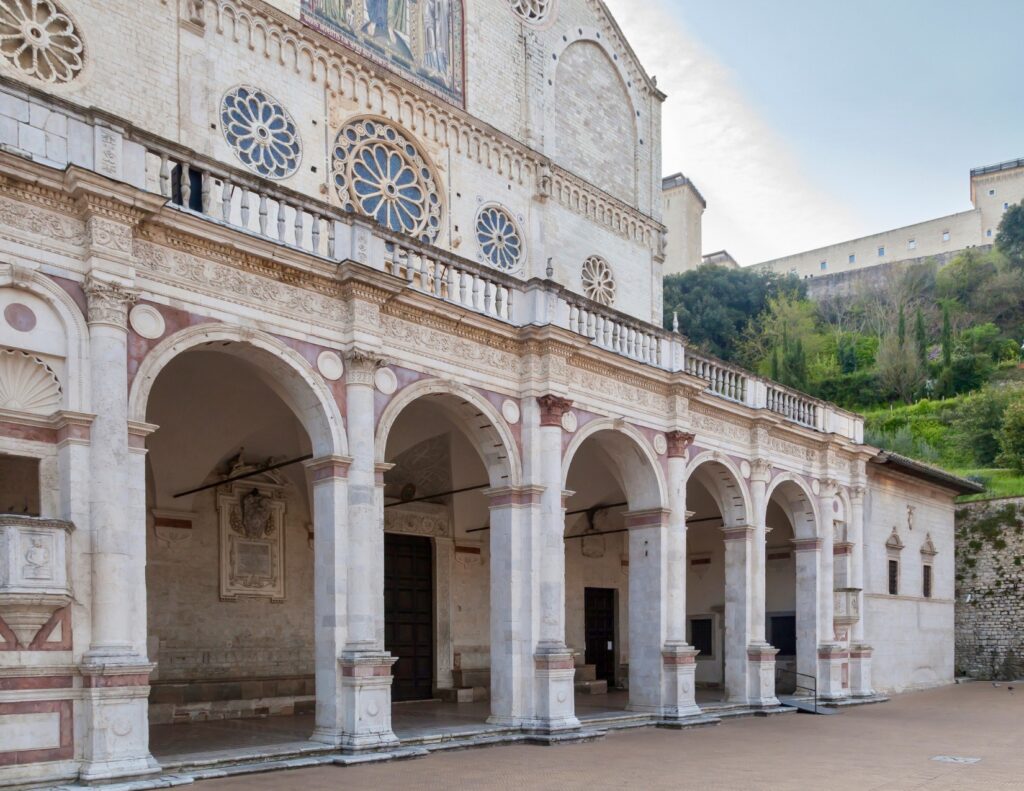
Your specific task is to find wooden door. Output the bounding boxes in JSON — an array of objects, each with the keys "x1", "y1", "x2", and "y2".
[
  {"x1": 584, "y1": 587, "x2": 616, "y2": 685},
  {"x1": 384, "y1": 533, "x2": 434, "y2": 701}
]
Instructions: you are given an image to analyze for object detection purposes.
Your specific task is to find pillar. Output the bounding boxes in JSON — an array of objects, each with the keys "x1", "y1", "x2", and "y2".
[
  {"x1": 530, "y1": 395, "x2": 579, "y2": 733},
  {"x1": 791, "y1": 537, "x2": 823, "y2": 688},
  {"x1": 721, "y1": 525, "x2": 753, "y2": 703},
  {"x1": 816, "y1": 481, "x2": 847, "y2": 700},
  {"x1": 305, "y1": 456, "x2": 352, "y2": 745},
  {"x1": 626, "y1": 508, "x2": 670, "y2": 714},
  {"x1": 847, "y1": 485, "x2": 874, "y2": 696},
  {"x1": 78, "y1": 275, "x2": 158, "y2": 782},
  {"x1": 650, "y1": 432, "x2": 701, "y2": 720},
  {"x1": 338, "y1": 350, "x2": 397, "y2": 750}
]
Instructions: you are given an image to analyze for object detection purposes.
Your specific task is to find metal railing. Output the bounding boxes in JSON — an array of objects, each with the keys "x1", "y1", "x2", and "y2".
[{"x1": 775, "y1": 667, "x2": 819, "y2": 713}]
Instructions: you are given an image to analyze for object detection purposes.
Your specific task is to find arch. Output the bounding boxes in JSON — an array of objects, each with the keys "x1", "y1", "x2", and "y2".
[
  {"x1": 685, "y1": 452, "x2": 752, "y2": 528},
  {"x1": 765, "y1": 473, "x2": 820, "y2": 540},
  {"x1": 0, "y1": 264, "x2": 89, "y2": 412},
  {"x1": 562, "y1": 418, "x2": 666, "y2": 512},
  {"x1": 128, "y1": 324, "x2": 346, "y2": 458},
  {"x1": 375, "y1": 378, "x2": 522, "y2": 489}
]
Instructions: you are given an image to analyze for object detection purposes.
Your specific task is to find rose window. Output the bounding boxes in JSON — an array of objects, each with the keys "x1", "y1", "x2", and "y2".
[
  {"x1": 509, "y1": 0, "x2": 553, "y2": 24},
  {"x1": 582, "y1": 255, "x2": 616, "y2": 306},
  {"x1": 220, "y1": 86, "x2": 302, "y2": 180},
  {"x1": 332, "y1": 119, "x2": 441, "y2": 244},
  {"x1": 476, "y1": 205, "x2": 523, "y2": 272},
  {"x1": 0, "y1": 0, "x2": 84, "y2": 84}
]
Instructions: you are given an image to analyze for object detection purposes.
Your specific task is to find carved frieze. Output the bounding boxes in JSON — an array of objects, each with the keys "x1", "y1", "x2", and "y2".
[
  {"x1": 0, "y1": 194, "x2": 86, "y2": 250},
  {"x1": 381, "y1": 313, "x2": 521, "y2": 377}
]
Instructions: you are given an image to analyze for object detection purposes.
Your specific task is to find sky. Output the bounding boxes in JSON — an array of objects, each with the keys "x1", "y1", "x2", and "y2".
[{"x1": 603, "y1": 0, "x2": 1024, "y2": 265}]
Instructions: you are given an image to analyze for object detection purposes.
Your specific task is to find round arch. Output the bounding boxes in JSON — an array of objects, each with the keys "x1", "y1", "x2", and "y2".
[
  {"x1": 128, "y1": 324, "x2": 347, "y2": 458},
  {"x1": 685, "y1": 452, "x2": 753, "y2": 528},
  {"x1": 562, "y1": 419, "x2": 666, "y2": 512},
  {"x1": 375, "y1": 378, "x2": 522, "y2": 489},
  {"x1": 765, "y1": 473, "x2": 820, "y2": 540},
  {"x1": 0, "y1": 265, "x2": 90, "y2": 412}
]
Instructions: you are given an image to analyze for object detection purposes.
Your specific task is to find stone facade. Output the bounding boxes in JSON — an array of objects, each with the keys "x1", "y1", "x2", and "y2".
[
  {"x1": 0, "y1": 1, "x2": 974, "y2": 787},
  {"x1": 955, "y1": 497, "x2": 1024, "y2": 680}
]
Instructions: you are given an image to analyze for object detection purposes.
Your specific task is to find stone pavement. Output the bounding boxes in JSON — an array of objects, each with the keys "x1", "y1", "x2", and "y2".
[{"x1": 191, "y1": 683, "x2": 1022, "y2": 791}]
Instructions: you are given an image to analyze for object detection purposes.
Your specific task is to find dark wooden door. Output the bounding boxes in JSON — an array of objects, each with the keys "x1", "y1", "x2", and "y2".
[
  {"x1": 384, "y1": 533, "x2": 434, "y2": 701},
  {"x1": 584, "y1": 587, "x2": 616, "y2": 685}
]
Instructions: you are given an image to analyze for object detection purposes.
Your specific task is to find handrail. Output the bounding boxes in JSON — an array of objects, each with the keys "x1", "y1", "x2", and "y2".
[{"x1": 776, "y1": 667, "x2": 819, "y2": 713}]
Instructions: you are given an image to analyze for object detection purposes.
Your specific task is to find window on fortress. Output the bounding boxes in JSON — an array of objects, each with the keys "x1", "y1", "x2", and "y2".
[
  {"x1": 0, "y1": 454, "x2": 41, "y2": 516},
  {"x1": 989, "y1": 189, "x2": 996, "y2": 196},
  {"x1": 987, "y1": 229, "x2": 993, "y2": 237},
  {"x1": 923, "y1": 565, "x2": 933, "y2": 598},
  {"x1": 908, "y1": 239, "x2": 916, "y2": 250},
  {"x1": 848, "y1": 254, "x2": 856, "y2": 264},
  {"x1": 888, "y1": 559, "x2": 900, "y2": 595},
  {"x1": 819, "y1": 261, "x2": 827, "y2": 271},
  {"x1": 878, "y1": 246, "x2": 886, "y2": 257},
  {"x1": 942, "y1": 231, "x2": 951, "y2": 242},
  {"x1": 689, "y1": 617, "x2": 714, "y2": 659}
]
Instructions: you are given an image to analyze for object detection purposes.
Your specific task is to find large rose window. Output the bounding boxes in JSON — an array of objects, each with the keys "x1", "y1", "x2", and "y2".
[
  {"x1": 476, "y1": 205, "x2": 523, "y2": 272},
  {"x1": 0, "y1": 0, "x2": 85, "y2": 84},
  {"x1": 509, "y1": 0, "x2": 553, "y2": 24},
  {"x1": 332, "y1": 119, "x2": 441, "y2": 244},
  {"x1": 220, "y1": 86, "x2": 302, "y2": 180}
]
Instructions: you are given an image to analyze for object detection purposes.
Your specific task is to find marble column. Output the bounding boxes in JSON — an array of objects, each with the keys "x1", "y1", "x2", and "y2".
[
  {"x1": 721, "y1": 524, "x2": 753, "y2": 703},
  {"x1": 305, "y1": 456, "x2": 352, "y2": 746},
  {"x1": 847, "y1": 486, "x2": 874, "y2": 696},
  {"x1": 816, "y1": 482, "x2": 847, "y2": 700},
  {"x1": 792, "y1": 536, "x2": 823, "y2": 686},
  {"x1": 530, "y1": 395, "x2": 579, "y2": 732},
  {"x1": 339, "y1": 351, "x2": 397, "y2": 750},
  {"x1": 79, "y1": 274, "x2": 158, "y2": 783}
]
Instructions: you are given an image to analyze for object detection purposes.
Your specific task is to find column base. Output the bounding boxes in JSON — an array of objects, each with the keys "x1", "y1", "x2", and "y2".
[
  {"x1": 338, "y1": 650, "x2": 400, "y2": 751},
  {"x1": 78, "y1": 658, "x2": 159, "y2": 784},
  {"x1": 640, "y1": 643, "x2": 703, "y2": 720},
  {"x1": 817, "y1": 644, "x2": 851, "y2": 701},
  {"x1": 848, "y1": 643, "x2": 875, "y2": 698},
  {"x1": 745, "y1": 643, "x2": 780, "y2": 707},
  {"x1": 529, "y1": 646, "x2": 580, "y2": 733}
]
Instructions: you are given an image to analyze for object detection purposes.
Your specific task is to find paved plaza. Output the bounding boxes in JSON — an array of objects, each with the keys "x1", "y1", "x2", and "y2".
[{"x1": 189, "y1": 683, "x2": 1022, "y2": 790}]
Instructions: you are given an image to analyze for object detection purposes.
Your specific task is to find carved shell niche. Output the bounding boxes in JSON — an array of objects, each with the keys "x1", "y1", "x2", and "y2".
[{"x1": 0, "y1": 349, "x2": 62, "y2": 414}]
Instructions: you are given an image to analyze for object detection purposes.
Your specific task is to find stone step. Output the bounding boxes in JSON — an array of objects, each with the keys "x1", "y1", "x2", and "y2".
[{"x1": 574, "y1": 679, "x2": 608, "y2": 695}]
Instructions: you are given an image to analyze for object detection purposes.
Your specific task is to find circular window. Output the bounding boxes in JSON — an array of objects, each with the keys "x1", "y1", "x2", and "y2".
[
  {"x1": 582, "y1": 255, "x2": 616, "y2": 306},
  {"x1": 476, "y1": 205, "x2": 523, "y2": 272},
  {"x1": 0, "y1": 0, "x2": 84, "y2": 85},
  {"x1": 332, "y1": 118, "x2": 442, "y2": 244},
  {"x1": 220, "y1": 86, "x2": 302, "y2": 180},
  {"x1": 509, "y1": 0, "x2": 553, "y2": 24}
]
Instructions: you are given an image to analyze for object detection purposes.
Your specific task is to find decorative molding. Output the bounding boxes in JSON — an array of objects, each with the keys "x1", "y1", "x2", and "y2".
[
  {"x1": 344, "y1": 348, "x2": 386, "y2": 386},
  {"x1": 664, "y1": 430, "x2": 694, "y2": 458},
  {"x1": 0, "y1": 350, "x2": 62, "y2": 416},
  {"x1": 537, "y1": 394, "x2": 572, "y2": 427},
  {"x1": 920, "y1": 533, "x2": 938, "y2": 557},
  {"x1": 82, "y1": 274, "x2": 137, "y2": 328}
]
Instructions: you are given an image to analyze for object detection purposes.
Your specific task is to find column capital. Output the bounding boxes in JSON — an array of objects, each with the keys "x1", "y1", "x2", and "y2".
[
  {"x1": 484, "y1": 485, "x2": 544, "y2": 507},
  {"x1": 750, "y1": 458, "x2": 773, "y2": 482},
  {"x1": 343, "y1": 348, "x2": 386, "y2": 385},
  {"x1": 624, "y1": 508, "x2": 670, "y2": 529},
  {"x1": 665, "y1": 430, "x2": 695, "y2": 458},
  {"x1": 536, "y1": 394, "x2": 573, "y2": 427},
  {"x1": 83, "y1": 274, "x2": 137, "y2": 328},
  {"x1": 849, "y1": 484, "x2": 866, "y2": 503},
  {"x1": 817, "y1": 477, "x2": 841, "y2": 499},
  {"x1": 720, "y1": 524, "x2": 754, "y2": 541},
  {"x1": 304, "y1": 455, "x2": 353, "y2": 482},
  {"x1": 790, "y1": 537, "x2": 823, "y2": 552}
]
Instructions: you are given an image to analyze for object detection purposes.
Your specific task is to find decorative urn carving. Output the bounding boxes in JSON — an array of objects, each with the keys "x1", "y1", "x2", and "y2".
[{"x1": 0, "y1": 515, "x2": 73, "y2": 646}]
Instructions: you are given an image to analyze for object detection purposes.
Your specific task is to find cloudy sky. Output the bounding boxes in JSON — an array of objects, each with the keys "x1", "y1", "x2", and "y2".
[{"x1": 604, "y1": 0, "x2": 1024, "y2": 265}]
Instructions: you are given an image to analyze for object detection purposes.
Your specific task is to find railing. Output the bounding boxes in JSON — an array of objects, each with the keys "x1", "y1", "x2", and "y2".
[
  {"x1": 0, "y1": 79, "x2": 865, "y2": 441},
  {"x1": 775, "y1": 667, "x2": 819, "y2": 713},
  {"x1": 685, "y1": 352, "x2": 748, "y2": 403}
]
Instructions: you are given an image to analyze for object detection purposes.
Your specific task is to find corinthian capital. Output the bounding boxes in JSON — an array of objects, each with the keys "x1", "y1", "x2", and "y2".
[
  {"x1": 344, "y1": 348, "x2": 386, "y2": 385},
  {"x1": 84, "y1": 274, "x2": 137, "y2": 328},
  {"x1": 536, "y1": 394, "x2": 573, "y2": 427},
  {"x1": 665, "y1": 430, "x2": 695, "y2": 458}
]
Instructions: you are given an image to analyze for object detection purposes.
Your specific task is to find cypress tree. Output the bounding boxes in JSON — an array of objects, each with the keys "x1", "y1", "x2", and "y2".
[
  {"x1": 897, "y1": 304, "x2": 906, "y2": 347},
  {"x1": 914, "y1": 309, "x2": 928, "y2": 364},
  {"x1": 941, "y1": 304, "x2": 953, "y2": 368}
]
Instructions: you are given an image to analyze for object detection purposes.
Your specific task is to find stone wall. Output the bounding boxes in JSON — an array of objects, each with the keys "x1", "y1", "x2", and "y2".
[{"x1": 955, "y1": 497, "x2": 1024, "y2": 680}]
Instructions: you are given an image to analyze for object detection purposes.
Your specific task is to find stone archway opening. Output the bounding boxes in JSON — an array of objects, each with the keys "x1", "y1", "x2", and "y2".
[
  {"x1": 378, "y1": 388, "x2": 518, "y2": 737},
  {"x1": 142, "y1": 344, "x2": 326, "y2": 762}
]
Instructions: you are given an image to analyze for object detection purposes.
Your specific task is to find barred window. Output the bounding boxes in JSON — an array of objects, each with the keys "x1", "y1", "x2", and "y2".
[
  {"x1": 888, "y1": 559, "x2": 899, "y2": 595},
  {"x1": 923, "y1": 564, "x2": 933, "y2": 599}
]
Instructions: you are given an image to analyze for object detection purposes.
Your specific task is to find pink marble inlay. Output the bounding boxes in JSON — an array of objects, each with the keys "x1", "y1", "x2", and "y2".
[{"x1": 3, "y1": 303, "x2": 36, "y2": 332}]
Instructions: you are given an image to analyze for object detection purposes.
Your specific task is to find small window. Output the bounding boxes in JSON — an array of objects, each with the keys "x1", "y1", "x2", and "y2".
[
  {"x1": 923, "y1": 565, "x2": 933, "y2": 599},
  {"x1": 878, "y1": 246, "x2": 886, "y2": 257},
  {"x1": 0, "y1": 454, "x2": 41, "y2": 516},
  {"x1": 987, "y1": 228, "x2": 993, "y2": 237},
  {"x1": 1004, "y1": 202, "x2": 1009, "y2": 210},
  {"x1": 908, "y1": 239, "x2": 916, "y2": 250},
  {"x1": 690, "y1": 617, "x2": 714, "y2": 659},
  {"x1": 819, "y1": 261, "x2": 827, "y2": 271},
  {"x1": 888, "y1": 559, "x2": 900, "y2": 595},
  {"x1": 942, "y1": 231, "x2": 950, "y2": 242},
  {"x1": 989, "y1": 188, "x2": 996, "y2": 196},
  {"x1": 768, "y1": 615, "x2": 797, "y2": 656},
  {"x1": 848, "y1": 253, "x2": 856, "y2": 264}
]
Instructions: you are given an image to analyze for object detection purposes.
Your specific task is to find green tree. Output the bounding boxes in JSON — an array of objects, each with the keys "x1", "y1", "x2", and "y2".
[
  {"x1": 998, "y1": 398, "x2": 1024, "y2": 473},
  {"x1": 996, "y1": 200, "x2": 1024, "y2": 269},
  {"x1": 914, "y1": 308, "x2": 928, "y2": 364},
  {"x1": 941, "y1": 304, "x2": 953, "y2": 368},
  {"x1": 876, "y1": 332, "x2": 925, "y2": 403},
  {"x1": 897, "y1": 304, "x2": 906, "y2": 347},
  {"x1": 662, "y1": 266, "x2": 805, "y2": 361}
]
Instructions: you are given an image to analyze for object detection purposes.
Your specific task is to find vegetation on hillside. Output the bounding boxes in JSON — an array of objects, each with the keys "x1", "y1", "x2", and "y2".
[{"x1": 663, "y1": 201, "x2": 1024, "y2": 496}]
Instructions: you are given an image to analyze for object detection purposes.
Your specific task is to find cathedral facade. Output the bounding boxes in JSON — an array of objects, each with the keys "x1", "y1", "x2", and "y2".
[{"x1": 0, "y1": 1, "x2": 976, "y2": 787}]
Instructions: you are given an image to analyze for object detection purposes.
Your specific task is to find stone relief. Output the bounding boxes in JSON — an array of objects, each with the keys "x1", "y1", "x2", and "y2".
[
  {"x1": 381, "y1": 313, "x2": 521, "y2": 376},
  {"x1": 0, "y1": 349, "x2": 62, "y2": 415},
  {"x1": 0, "y1": 194, "x2": 87, "y2": 249}
]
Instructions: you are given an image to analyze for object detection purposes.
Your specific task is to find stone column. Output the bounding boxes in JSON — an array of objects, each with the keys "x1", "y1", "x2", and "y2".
[
  {"x1": 816, "y1": 481, "x2": 847, "y2": 700},
  {"x1": 531, "y1": 395, "x2": 579, "y2": 733},
  {"x1": 626, "y1": 508, "x2": 669, "y2": 714},
  {"x1": 791, "y1": 537, "x2": 823, "y2": 686},
  {"x1": 487, "y1": 486, "x2": 542, "y2": 726},
  {"x1": 434, "y1": 535, "x2": 455, "y2": 694},
  {"x1": 77, "y1": 275, "x2": 158, "y2": 783},
  {"x1": 339, "y1": 350, "x2": 397, "y2": 750},
  {"x1": 655, "y1": 432, "x2": 701, "y2": 721},
  {"x1": 721, "y1": 525, "x2": 753, "y2": 703},
  {"x1": 847, "y1": 486, "x2": 874, "y2": 696},
  {"x1": 305, "y1": 456, "x2": 352, "y2": 746},
  {"x1": 748, "y1": 460, "x2": 772, "y2": 645}
]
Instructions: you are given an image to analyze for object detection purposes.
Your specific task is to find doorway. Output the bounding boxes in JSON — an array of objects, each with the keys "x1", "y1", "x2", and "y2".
[
  {"x1": 385, "y1": 533, "x2": 434, "y2": 701},
  {"x1": 584, "y1": 587, "x2": 617, "y2": 686}
]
